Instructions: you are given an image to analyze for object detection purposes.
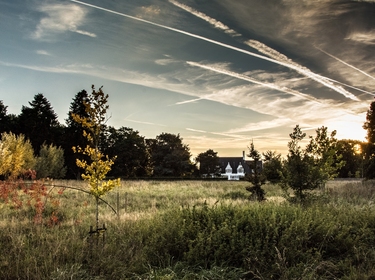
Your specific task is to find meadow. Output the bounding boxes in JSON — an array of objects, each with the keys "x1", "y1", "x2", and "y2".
[{"x1": 1, "y1": 179, "x2": 375, "y2": 279}]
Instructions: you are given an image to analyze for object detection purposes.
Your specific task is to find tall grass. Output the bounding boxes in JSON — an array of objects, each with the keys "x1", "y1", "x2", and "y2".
[{"x1": 1, "y1": 179, "x2": 375, "y2": 279}]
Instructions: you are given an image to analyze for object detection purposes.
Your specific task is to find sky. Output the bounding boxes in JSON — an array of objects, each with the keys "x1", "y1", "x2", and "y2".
[{"x1": 1, "y1": 0, "x2": 375, "y2": 158}]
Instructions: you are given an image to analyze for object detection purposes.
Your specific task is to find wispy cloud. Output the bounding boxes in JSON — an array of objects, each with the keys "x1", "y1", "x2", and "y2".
[
  {"x1": 71, "y1": 0, "x2": 361, "y2": 101},
  {"x1": 124, "y1": 118, "x2": 167, "y2": 127},
  {"x1": 186, "y1": 128, "x2": 207, "y2": 133},
  {"x1": 225, "y1": 118, "x2": 293, "y2": 134},
  {"x1": 316, "y1": 46, "x2": 375, "y2": 82},
  {"x1": 168, "y1": 0, "x2": 241, "y2": 37},
  {"x1": 36, "y1": 50, "x2": 52, "y2": 56},
  {"x1": 75, "y1": 29, "x2": 96, "y2": 38},
  {"x1": 32, "y1": 3, "x2": 96, "y2": 41},
  {"x1": 1, "y1": 55, "x2": 367, "y2": 151},
  {"x1": 187, "y1": 61, "x2": 322, "y2": 103},
  {"x1": 170, "y1": 0, "x2": 364, "y2": 101},
  {"x1": 175, "y1": 98, "x2": 202, "y2": 105},
  {"x1": 155, "y1": 57, "x2": 179, "y2": 66},
  {"x1": 0, "y1": 60, "x2": 82, "y2": 74},
  {"x1": 347, "y1": 31, "x2": 375, "y2": 45}
]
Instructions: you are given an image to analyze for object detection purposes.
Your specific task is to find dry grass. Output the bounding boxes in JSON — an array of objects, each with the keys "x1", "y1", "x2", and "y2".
[{"x1": 1, "y1": 179, "x2": 375, "y2": 279}]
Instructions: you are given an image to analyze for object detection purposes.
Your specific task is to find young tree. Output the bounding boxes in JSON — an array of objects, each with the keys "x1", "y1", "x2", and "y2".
[
  {"x1": 280, "y1": 125, "x2": 313, "y2": 200},
  {"x1": 195, "y1": 149, "x2": 220, "y2": 177},
  {"x1": 72, "y1": 85, "x2": 120, "y2": 230},
  {"x1": 281, "y1": 125, "x2": 343, "y2": 201},
  {"x1": 34, "y1": 143, "x2": 67, "y2": 179},
  {"x1": 262, "y1": 150, "x2": 283, "y2": 183},
  {"x1": 0, "y1": 132, "x2": 35, "y2": 179},
  {"x1": 245, "y1": 141, "x2": 266, "y2": 201}
]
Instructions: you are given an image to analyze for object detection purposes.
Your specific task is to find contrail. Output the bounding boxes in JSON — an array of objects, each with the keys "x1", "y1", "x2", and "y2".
[
  {"x1": 169, "y1": 0, "x2": 367, "y2": 100},
  {"x1": 316, "y1": 46, "x2": 375, "y2": 82},
  {"x1": 187, "y1": 61, "x2": 322, "y2": 103},
  {"x1": 168, "y1": 0, "x2": 241, "y2": 37},
  {"x1": 71, "y1": 0, "x2": 360, "y2": 101},
  {"x1": 323, "y1": 76, "x2": 375, "y2": 96},
  {"x1": 175, "y1": 98, "x2": 202, "y2": 105},
  {"x1": 124, "y1": 118, "x2": 167, "y2": 127}
]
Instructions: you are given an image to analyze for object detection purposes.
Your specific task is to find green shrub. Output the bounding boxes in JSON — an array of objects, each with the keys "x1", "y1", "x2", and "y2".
[{"x1": 136, "y1": 203, "x2": 375, "y2": 279}]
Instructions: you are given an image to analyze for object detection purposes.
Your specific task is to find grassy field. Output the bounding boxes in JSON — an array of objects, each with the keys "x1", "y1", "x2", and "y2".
[{"x1": 1, "y1": 179, "x2": 375, "y2": 279}]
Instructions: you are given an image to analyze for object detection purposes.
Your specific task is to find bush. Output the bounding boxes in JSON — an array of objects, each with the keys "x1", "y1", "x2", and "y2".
[{"x1": 136, "y1": 203, "x2": 375, "y2": 279}]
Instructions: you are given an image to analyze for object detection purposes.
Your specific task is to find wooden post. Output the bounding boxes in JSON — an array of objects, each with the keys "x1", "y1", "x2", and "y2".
[
  {"x1": 125, "y1": 192, "x2": 128, "y2": 213},
  {"x1": 117, "y1": 191, "x2": 120, "y2": 219},
  {"x1": 102, "y1": 223, "x2": 106, "y2": 245}
]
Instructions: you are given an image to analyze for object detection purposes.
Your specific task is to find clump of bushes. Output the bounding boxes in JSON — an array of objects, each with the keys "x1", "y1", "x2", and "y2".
[{"x1": 134, "y1": 203, "x2": 375, "y2": 279}]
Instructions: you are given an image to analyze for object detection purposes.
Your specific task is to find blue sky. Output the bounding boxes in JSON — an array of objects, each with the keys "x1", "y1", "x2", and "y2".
[{"x1": 1, "y1": 0, "x2": 375, "y2": 157}]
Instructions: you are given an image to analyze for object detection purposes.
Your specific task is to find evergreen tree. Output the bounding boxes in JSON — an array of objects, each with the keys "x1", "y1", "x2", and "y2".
[
  {"x1": 64, "y1": 90, "x2": 90, "y2": 179},
  {"x1": 0, "y1": 101, "x2": 11, "y2": 134},
  {"x1": 18, "y1": 94, "x2": 61, "y2": 153},
  {"x1": 245, "y1": 142, "x2": 266, "y2": 201}
]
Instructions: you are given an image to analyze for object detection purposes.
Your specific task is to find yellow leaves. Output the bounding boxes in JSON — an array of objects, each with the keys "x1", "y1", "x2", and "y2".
[
  {"x1": 0, "y1": 132, "x2": 35, "y2": 179},
  {"x1": 88, "y1": 178, "x2": 120, "y2": 198},
  {"x1": 72, "y1": 86, "x2": 120, "y2": 199},
  {"x1": 75, "y1": 145, "x2": 119, "y2": 198}
]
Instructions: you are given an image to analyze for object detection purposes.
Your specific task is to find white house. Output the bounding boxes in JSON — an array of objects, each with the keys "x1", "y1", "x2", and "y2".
[{"x1": 222, "y1": 162, "x2": 245, "y2": 180}]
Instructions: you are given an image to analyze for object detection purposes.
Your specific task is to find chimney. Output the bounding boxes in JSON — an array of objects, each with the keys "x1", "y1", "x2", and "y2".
[{"x1": 243, "y1": 151, "x2": 245, "y2": 160}]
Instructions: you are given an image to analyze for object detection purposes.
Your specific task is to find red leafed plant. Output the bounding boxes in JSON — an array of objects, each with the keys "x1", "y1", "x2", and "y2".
[{"x1": 0, "y1": 169, "x2": 65, "y2": 225}]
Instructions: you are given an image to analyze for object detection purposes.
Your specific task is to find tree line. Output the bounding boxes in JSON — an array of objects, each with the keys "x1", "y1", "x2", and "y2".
[
  {"x1": 0, "y1": 87, "x2": 194, "y2": 179},
  {"x1": 0, "y1": 86, "x2": 374, "y2": 181}
]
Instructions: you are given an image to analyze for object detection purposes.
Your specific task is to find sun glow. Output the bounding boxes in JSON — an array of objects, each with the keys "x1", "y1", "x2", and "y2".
[{"x1": 326, "y1": 115, "x2": 367, "y2": 141}]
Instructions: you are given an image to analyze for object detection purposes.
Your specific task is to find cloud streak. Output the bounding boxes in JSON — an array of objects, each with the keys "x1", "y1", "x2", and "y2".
[
  {"x1": 316, "y1": 46, "x2": 375, "y2": 82},
  {"x1": 168, "y1": 0, "x2": 241, "y2": 37},
  {"x1": 169, "y1": 0, "x2": 366, "y2": 101},
  {"x1": 36, "y1": 50, "x2": 52, "y2": 56},
  {"x1": 187, "y1": 61, "x2": 322, "y2": 103},
  {"x1": 225, "y1": 118, "x2": 293, "y2": 134},
  {"x1": 124, "y1": 118, "x2": 167, "y2": 127},
  {"x1": 71, "y1": 0, "x2": 361, "y2": 101}
]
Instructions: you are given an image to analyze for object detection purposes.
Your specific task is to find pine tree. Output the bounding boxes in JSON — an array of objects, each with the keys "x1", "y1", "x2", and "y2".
[
  {"x1": 245, "y1": 141, "x2": 266, "y2": 201},
  {"x1": 64, "y1": 90, "x2": 90, "y2": 179},
  {"x1": 18, "y1": 94, "x2": 61, "y2": 153}
]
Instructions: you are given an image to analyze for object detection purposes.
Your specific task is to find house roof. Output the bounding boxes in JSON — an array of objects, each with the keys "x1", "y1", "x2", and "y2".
[
  {"x1": 218, "y1": 157, "x2": 263, "y2": 174},
  {"x1": 218, "y1": 157, "x2": 251, "y2": 174}
]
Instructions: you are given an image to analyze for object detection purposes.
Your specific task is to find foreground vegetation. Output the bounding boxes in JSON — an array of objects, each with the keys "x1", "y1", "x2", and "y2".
[{"x1": 1, "y1": 179, "x2": 375, "y2": 279}]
